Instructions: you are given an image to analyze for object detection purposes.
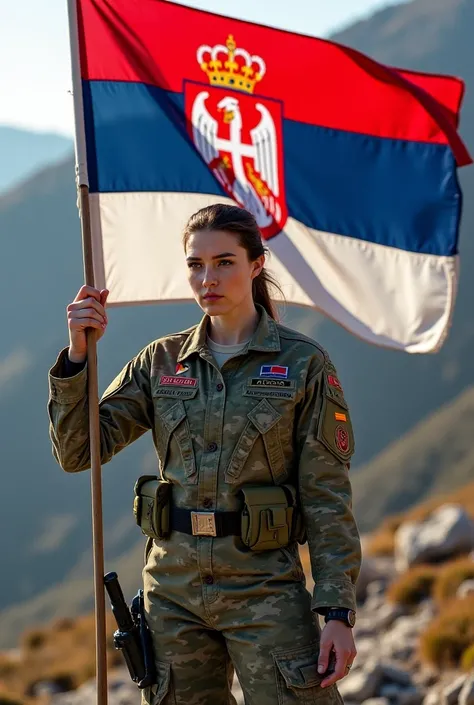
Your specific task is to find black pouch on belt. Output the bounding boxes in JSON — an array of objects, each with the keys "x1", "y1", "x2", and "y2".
[
  {"x1": 133, "y1": 475, "x2": 171, "y2": 540},
  {"x1": 240, "y1": 485, "x2": 299, "y2": 551}
]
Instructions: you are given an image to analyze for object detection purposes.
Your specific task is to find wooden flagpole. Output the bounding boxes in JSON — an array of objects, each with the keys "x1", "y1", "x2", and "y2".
[
  {"x1": 67, "y1": 2, "x2": 108, "y2": 703},
  {"x1": 80, "y1": 186, "x2": 109, "y2": 705}
]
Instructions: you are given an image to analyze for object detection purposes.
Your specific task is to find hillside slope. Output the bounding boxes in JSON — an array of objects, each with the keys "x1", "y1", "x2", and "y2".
[
  {"x1": 0, "y1": 126, "x2": 72, "y2": 193},
  {"x1": 352, "y1": 386, "x2": 474, "y2": 531}
]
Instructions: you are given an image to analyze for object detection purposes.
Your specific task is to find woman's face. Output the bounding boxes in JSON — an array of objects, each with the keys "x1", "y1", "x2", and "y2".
[{"x1": 185, "y1": 229, "x2": 264, "y2": 316}]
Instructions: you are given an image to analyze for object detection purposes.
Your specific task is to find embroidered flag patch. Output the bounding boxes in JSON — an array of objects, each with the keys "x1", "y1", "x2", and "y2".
[
  {"x1": 327, "y1": 374, "x2": 343, "y2": 391},
  {"x1": 160, "y1": 375, "x2": 198, "y2": 387},
  {"x1": 334, "y1": 412, "x2": 347, "y2": 422},
  {"x1": 260, "y1": 365, "x2": 289, "y2": 378},
  {"x1": 175, "y1": 363, "x2": 189, "y2": 375}
]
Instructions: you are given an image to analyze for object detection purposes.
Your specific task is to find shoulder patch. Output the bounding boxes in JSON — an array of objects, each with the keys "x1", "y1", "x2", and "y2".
[
  {"x1": 323, "y1": 359, "x2": 348, "y2": 408},
  {"x1": 316, "y1": 360, "x2": 354, "y2": 463}
]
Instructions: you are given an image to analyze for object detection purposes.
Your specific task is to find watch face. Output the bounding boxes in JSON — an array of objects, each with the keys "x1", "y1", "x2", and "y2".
[{"x1": 348, "y1": 610, "x2": 356, "y2": 627}]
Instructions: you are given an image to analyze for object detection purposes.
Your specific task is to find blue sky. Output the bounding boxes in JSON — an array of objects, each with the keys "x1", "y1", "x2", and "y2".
[{"x1": 0, "y1": 0, "x2": 407, "y2": 137}]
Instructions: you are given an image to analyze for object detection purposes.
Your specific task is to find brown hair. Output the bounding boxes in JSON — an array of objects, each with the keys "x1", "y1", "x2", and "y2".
[{"x1": 182, "y1": 203, "x2": 283, "y2": 320}]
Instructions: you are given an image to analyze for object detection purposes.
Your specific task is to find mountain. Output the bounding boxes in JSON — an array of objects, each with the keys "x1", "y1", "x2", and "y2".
[
  {"x1": 352, "y1": 386, "x2": 474, "y2": 532},
  {"x1": 333, "y1": 0, "x2": 471, "y2": 73},
  {"x1": 0, "y1": 126, "x2": 72, "y2": 193},
  {"x1": 0, "y1": 0, "x2": 473, "y2": 647}
]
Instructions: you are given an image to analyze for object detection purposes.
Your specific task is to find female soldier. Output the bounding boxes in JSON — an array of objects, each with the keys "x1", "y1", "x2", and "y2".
[{"x1": 49, "y1": 203, "x2": 361, "y2": 705}]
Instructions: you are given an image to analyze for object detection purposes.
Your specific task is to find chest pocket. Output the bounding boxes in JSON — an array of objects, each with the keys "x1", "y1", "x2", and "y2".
[
  {"x1": 225, "y1": 398, "x2": 287, "y2": 485},
  {"x1": 154, "y1": 398, "x2": 196, "y2": 481}
]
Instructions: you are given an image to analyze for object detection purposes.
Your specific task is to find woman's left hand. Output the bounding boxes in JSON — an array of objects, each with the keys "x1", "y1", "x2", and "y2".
[{"x1": 317, "y1": 621, "x2": 357, "y2": 688}]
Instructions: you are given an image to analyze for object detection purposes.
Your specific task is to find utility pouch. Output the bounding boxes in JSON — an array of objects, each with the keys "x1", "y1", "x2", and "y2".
[
  {"x1": 241, "y1": 485, "x2": 298, "y2": 551},
  {"x1": 133, "y1": 475, "x2": 171, "y2": 540}
]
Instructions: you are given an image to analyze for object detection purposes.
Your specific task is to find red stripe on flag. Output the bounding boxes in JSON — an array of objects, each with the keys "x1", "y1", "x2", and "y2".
[
  {"x1": 395, "y1": 68, "x2": 465, "y2": 129},
  {"x1": 77, "y1": 0, "x2": 471, "y2": 165}
]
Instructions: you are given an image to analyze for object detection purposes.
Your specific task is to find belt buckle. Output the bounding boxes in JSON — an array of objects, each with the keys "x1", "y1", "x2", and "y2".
[{"x1": 191, "y1": 512, "x2": 217, "y2": 537}]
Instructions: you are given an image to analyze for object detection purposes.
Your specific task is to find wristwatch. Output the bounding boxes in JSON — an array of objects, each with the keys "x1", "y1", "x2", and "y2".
[{"x1": 324, "y1": 607, "x2": 356, "y2": 628}]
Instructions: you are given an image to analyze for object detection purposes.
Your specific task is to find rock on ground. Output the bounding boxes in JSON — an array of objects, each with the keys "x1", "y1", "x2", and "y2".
[{"x1": 394, "y1": 505, "x2": 474, "y2": 571}]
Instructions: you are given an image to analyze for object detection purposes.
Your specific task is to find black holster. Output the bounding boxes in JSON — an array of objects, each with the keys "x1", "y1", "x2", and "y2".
[
  {"x1": 131, "y1": 589, "x2": 157, "y2": 687},
  {"x1": 104, "y1": 571, "x2": 156, "y2": 689}
]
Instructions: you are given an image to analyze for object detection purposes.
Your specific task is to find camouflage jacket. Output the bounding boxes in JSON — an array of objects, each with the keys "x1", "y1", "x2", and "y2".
[{"x1": 48, "y1": 305, "x2": 361, "y2": 612}]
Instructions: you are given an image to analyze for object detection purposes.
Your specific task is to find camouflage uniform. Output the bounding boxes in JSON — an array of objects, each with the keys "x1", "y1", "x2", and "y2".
[{"x1": 48, "y1": 305, "x2": 361, "y2": 705}]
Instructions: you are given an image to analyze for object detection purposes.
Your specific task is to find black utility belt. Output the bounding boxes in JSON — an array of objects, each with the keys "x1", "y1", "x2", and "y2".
[
  {"x1": 172, "y1": 506, "x2": 241, "y2": 538},
  {"x1": 133, "y1": 476, "x2": 306, "y2": 551}
]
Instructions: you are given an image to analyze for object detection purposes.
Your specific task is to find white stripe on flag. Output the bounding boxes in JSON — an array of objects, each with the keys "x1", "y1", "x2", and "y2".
[{"x1": 89, "y1": 191, "x2": 458, "y2": 353}]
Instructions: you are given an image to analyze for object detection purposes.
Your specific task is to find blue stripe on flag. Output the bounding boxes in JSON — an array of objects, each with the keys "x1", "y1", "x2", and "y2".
[{"x1": 83, "y1": 80, "x2": 461, "y2": 256}]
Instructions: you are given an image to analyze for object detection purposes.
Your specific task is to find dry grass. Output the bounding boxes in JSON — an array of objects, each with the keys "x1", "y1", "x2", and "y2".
[
  {"x1": 461, "y1": 643, "x2": 474, "y2": 672},
  {"x1": 386, "y1": 556, "x2": 474, "y2": 608},
  {"x1": 419, "y1": 595, "x2": 474, "y2": 668},
  {"x1": 0, "y1": 612, "x2": 122, "y2": 703},
  {"x1": 386, "y1": 554, "x2": 474, "y2": 610},
  {"x1": 0, "y1": 695, "x2": 25, "y2": 705},
  {"x1": 386, "y1": 565, "x2": 439, "y2": 607},
  {"x1": 433, "y1": 557, "x2": 474, "y2": 605},
  {"x1": 364, "y1": 529, "x2": 396, "y2": 557},
  {"x1": 366, "y1": 480, "x2": 474, "y2": 558}
]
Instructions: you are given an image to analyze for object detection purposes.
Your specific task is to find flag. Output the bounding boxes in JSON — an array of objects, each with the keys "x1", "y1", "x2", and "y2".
[{"x1": 71, "y1": 0, "x2": 471, "y2": 353}]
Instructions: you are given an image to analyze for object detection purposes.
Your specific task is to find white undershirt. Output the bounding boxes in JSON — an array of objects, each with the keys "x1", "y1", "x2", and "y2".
[{"x1": 206, "y1": 336, "x2": 250, "y2": 369}]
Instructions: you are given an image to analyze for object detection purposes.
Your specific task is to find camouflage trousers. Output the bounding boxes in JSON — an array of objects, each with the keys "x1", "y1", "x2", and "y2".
[{"x1": 141, "y1": 537, "x2": 344, "y2": 705}]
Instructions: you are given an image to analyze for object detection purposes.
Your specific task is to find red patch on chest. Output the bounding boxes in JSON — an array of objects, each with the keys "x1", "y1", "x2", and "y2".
[{"x1": 160, "y1": 375, "x2": 198, "y2": 387}]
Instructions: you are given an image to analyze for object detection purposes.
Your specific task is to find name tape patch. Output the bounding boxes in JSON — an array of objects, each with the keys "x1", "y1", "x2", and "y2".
[
  {"x1": 244, "y1": 388, "x2": 295, "y2": 399},
  {"x1": 244, "y1": 378, "x2": 296, "y2": 400},
  {"x1": 154, "y1": 387, "x2": 197, "y2": 399},
  {"x1": 160, "y1": 375, "x2": 198, "y2": 387},
  {"x1": 249, "y1": 378, "x2": 294, "y2": 389}
]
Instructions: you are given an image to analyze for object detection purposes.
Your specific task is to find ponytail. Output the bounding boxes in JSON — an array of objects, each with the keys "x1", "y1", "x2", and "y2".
[{"x1": 252, "y1": 269, "x2": 282, "y2": 321}]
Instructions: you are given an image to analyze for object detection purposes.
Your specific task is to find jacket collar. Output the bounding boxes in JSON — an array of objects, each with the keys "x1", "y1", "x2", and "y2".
[{"x1": 177, "y1": 304, "x2": 281, "y2": 362}]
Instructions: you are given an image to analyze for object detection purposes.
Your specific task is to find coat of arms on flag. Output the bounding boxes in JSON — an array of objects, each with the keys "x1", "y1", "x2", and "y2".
[{"x1": 185, "y1": 34, "x2": 287, "y2": 240}]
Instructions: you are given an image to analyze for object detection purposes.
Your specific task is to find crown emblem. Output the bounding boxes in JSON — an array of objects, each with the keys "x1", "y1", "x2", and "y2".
[{"x1": 196, "y1": 34, "x2": 266, "y2": 94}]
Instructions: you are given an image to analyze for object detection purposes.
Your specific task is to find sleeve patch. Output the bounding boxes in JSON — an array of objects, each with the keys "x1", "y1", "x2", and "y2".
[
  {"x1": 317, "y1": 394, "x2": 354, "y2": 462},
  {"x1": 316, "y1": 361, "x2": 355, "y2": 463}
]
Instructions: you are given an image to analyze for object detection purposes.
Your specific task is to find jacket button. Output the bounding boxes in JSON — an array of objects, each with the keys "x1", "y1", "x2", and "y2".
[
  {"x1": 207, "y1": 442, "x2": 218, "y2": 452},
  {"x1": 203, "y1": 497, "x2": 213, "y2": 508},
  {"x1": 216, "y1": 383, "x2": 224, "y2": 391},
  {"x1": 204, "y1": 575, "x2": 214, "y2": 585}
]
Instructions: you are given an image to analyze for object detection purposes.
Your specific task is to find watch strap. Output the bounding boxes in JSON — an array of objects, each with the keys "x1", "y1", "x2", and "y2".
[{"x1": 324, "y1": 608, "x2": 355, "y2": 627}]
